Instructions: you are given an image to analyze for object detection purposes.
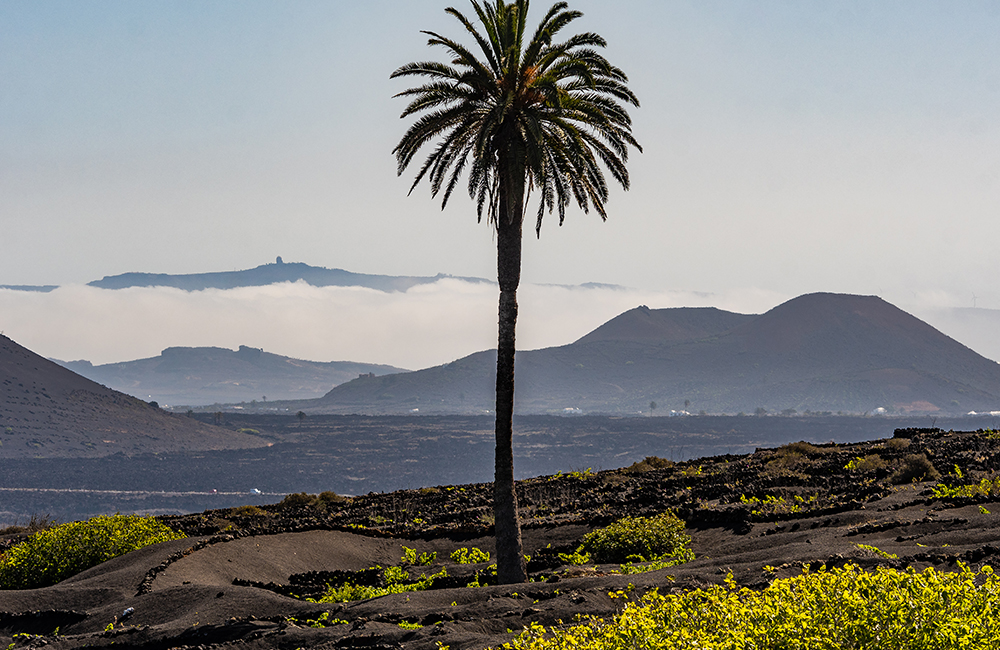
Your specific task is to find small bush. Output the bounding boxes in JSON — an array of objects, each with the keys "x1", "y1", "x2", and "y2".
[
  {"x1": 739, "y1": 493, "x2": 819, "y2": 516},
  {"x1": 451, "y1": 547, "x2": 491, "y2": 564},
  {"x1": 558, "y1": 548, "x2": 592, "y2": 565},
  {"x1": 580, "y1": 511, "x2": 693, "y2": 564},
  {"x1": 230, "y1": 505, "x2": 267, "y2": 517},
  {"x1": 890, "y1": 453, "x2": 940, "y2": 484},
  {"x1": 0, "y1": 514, "x2": 186, "y2": 590},
  {"x1": 277, "y1": 491, "x2": 347, "y2": 512},
  {"x1": 762, "y1": 444, "x2": 824, "y2": 477},
  {"x1": 885, "y1": 437, "x2": 911, "y2": 450},
  {"x1": 314, "y1": 566, "x2": 448, "y2": 603},
  {"x1": 844, "y1": 454, "x2": 888, "y2": 473},
  {"x1": 932, "y1": 476, "x2": 1000, "y2": 500},
  {"x1": 280, "y1": 492, "x2": 317, "y2": 508},
  {"x1": 855, "y1": 543, "x2": 897, "y2": 560},
  {"x1": 779, "y1": 441, "x2": 826, "y2": 455},
  {"x1": 401, "y1": 546, "x2": 437, "y2": 566},
  {"x1": 624, "y1": 456, "x2": 674, "y2": 474},
  {"x1": 316, "y1": 491, "x2": 347, "y2": 508}
]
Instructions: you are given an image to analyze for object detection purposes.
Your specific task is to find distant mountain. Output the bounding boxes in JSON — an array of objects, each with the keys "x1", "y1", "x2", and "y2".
[
  {"x1": 56, "y1": 346, "x2": 407, "y2": 407},
  {"x1": 0, "y1": 285, "x2": 57, "y2": 292},
  {"x1": 0, "y1": 335, "x2": 268, "y2": 458},
  {"x1": 87, "y1": 259, "x2": 491, "y2": 292},
  {"x1": 295, "y1": 293, "x2": 1000, "y2": 416}
]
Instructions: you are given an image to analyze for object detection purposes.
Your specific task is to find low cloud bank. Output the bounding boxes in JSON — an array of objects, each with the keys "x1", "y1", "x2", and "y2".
[{"x1": 0, "y1": 280, "x2": 789, "y2": 370}]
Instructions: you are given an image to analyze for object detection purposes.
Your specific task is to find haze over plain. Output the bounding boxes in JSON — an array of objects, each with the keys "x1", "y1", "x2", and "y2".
[{"x1": 2, "y1": 1, "x2": 998, "y2": 368}]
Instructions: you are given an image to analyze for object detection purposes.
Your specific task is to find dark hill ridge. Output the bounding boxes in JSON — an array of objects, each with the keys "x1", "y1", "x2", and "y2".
[
  {"x1": 0, "y1": 285, "x2": 57, "y2": 293},
  {"x1": 56, "y1": 346, "x2": 407, "y2": 407},
  {"x1": 575, "y1": 305, "x2": 753, "y2": 345},
  {"x1": 296, "y1": 293, "x2": 1000, "y2": 416},
  {"x1": 87, "y1": 259, "x2": 490, "y2": 292},
  {"x1": 0, "y1": 335, "x2": 267, "y2": 458},
  {"x1": 727, "y1": 292, "x2": 957, "y2": 359}
]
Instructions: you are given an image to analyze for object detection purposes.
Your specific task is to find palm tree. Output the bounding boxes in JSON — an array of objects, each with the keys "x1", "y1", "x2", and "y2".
[{"x1": 392, "y1": 0, "x2": 640, "y2": 583}]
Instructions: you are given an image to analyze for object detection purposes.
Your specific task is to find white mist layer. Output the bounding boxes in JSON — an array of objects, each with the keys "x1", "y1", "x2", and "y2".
[{"x1": 0, "y1": 280, "x2": 790, "y2": 370}]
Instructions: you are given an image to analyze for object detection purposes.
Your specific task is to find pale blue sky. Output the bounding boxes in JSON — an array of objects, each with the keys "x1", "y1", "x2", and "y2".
[{"x1": 2, "y1": 0, "x2": 999, "y2": 310}]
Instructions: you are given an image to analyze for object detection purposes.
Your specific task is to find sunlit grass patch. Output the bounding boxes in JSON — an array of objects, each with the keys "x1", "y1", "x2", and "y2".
[
  {"x1": 0, "y1": 514, "x2": 186, "y2": 589},
  {"x1": 312, "y1": 565, "x2": 448, "y2": 603},
  {"x1": 580, "y1": 511, "x2": 693, "y2": 565},
  {"x1": 500, "y1": 563, "x2": 1000, "y2": 650}
]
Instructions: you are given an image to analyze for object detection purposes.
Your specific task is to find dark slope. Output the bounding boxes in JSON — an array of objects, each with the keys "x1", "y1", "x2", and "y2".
[
  {"x1": 0, "y1": 335, "x2": 267, "y2": 458},
  {"x1": 575, "y1": 305, "x2": 753, "y2": 344},
  {"x1": 302, "y1": 293, "x2": 1000, "y2": 416},
  {"x1": 88, "y1": 260, "x2": 490, "y2": 292},
  {"x1": 667, "y1": 293, "x2": 1000, "y2": 413},
  {"x1": 56, "y1": 346, "x2": 407, "y2": 407}
]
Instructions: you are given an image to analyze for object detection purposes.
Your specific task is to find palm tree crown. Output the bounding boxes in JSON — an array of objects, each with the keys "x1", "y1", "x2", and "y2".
[{"x1": 392, "y1": 0, "x2": 641, "y2": 235}]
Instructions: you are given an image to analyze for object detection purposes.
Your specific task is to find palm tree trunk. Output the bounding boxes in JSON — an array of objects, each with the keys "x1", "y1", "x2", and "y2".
[{"x1": 493, "y1": 172, "x2": 527, "y2": 585}]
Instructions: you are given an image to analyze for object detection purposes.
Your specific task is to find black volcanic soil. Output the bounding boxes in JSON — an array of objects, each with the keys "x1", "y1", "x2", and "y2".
[{"x1": 4, "y1": 427, "x2": 1000, "y2": 649}]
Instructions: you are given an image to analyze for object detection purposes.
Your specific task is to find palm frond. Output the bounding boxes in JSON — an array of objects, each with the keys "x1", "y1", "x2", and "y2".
[{"x1": 393, "y1": 0, "x2": 640, "y2": 236}]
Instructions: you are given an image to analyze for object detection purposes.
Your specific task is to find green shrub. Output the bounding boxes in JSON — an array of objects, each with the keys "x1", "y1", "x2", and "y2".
[
  {"x1": 275, "y1": 490, "x2": 346, "y2": 512},
  {"x1": 844, "y1": 454, "x2": 888, "y2": 472},
  {"x1": 0, "y1": 514, "x2": 186, "y2": 589},
  {"x1": 316, "y1": 491, "x2": 347, "y2": 508},
  {"x1": 501, "y1": 564, "x2": 1000, "y2": 650},
  {"x1": 280, "y1": 492, "x2": 317, "y2": 508},
  {"x1": 401, "y1": 546, "x2": 437, "y2": 566},
  {"x1": 230, "y1": 505, "x2": 267, "y2": 517},
  {"x1": 548, "y1": 468, "x2": 594, "y2": 481},
  {"x1": 779, "y1": 441, "x2": 826, "y2": 455},
  {"x1": 451, "y1": 546, "x2": 491, "y2": 564},
  {"x1": 623, "y1": 456, "x2": 674, "y2": 474},
  {"x1": 764, "y1": 453, "x2": 810, "y2": 477},
  {"x1": 890, "y1": 453, "x2": 940, "y2": 484},
  {"x1": 739, "y1": 493, "x2": 819, "y2": 516},
  {"x1": 558, "y1": 548, "x2": 592, "y2": 566},
  {"x1": 856, "y1": 543, "x2": 898, "y2": 560},
  {"x1": 932, "y1": 476, "x2": 1000, "y2": 500},
  {"x1": 616, "y1": 557, "x2": 682, "y2": 575},
  {"x1": 580, "y1": 511, "x2": 693, "y2": 564},
  {"x1": 314, "y1": 565, "x2": 448, "y2": 603}
]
